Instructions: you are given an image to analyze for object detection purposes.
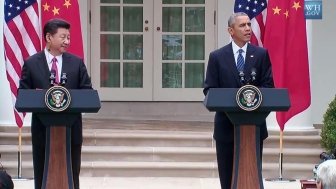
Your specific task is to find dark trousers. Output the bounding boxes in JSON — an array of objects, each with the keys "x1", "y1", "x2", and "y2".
[
  {"x1": 216, "y1": 140, "x2": 263, "y2": 189},
  {"x1": 31, "y1": 121, "x2": 82, "y2": 189}
]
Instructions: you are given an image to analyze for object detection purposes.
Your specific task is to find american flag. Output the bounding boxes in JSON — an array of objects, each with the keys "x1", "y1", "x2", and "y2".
[
  {"x1": 3, "y1": 0, "x2": 41, "y2": 127},
  {"x1": 234, "y1": 0, "x2": 267, "y2": 46}
]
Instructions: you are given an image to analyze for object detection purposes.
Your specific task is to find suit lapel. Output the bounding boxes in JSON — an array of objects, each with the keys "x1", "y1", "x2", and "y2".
[
  {"x1": 244, "y1": 44, "x2": 257, "y2": 73},
  {"x1": 61, "y1": 53, "x2": 69, "y2": 74},
  {"x1": 223, "y1": 43, "x2": 241, "y2": 86},
  {"x1": 62, "y1": 52, "x2": 77, "y2": 77},
  {"x1": 38, "y1": 52, "x2": 51, "y2": 86}
]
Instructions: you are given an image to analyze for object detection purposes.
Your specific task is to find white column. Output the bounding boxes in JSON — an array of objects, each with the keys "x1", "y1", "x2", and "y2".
[{"x1": 267, "y1": 20, "x2": 314, "y2": 131}]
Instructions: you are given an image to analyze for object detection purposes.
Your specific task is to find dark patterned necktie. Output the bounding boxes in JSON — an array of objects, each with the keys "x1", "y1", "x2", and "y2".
[
  {"x1": 237, "y1": 49, "x2": 245, "y2": 72},
  {"x1": 51, "y1": 57, "x2": 59, "y2": 83}
]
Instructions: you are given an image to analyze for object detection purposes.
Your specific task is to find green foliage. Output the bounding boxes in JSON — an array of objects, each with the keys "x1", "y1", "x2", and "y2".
[{"x1": 321, "y1": 95, "x2": 336, "y2": 153}]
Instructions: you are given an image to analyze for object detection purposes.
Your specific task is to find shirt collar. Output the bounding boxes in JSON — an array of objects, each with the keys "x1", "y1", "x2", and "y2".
[
  {"x1": 232, "y1": 41, "x2": 248, "y2": 54},
  {"x1": 44, "y1": 48, "x2": 62, "y2": 64}
]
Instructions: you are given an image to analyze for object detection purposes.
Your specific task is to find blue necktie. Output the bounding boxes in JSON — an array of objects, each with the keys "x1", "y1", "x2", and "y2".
[{"x1": 237, "y1": 49, "x2": 245, "y2": 72}]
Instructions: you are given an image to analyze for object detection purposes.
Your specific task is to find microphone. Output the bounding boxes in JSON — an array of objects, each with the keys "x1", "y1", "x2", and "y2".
[
  {"x1": 251, "y1": 68, "x2": 256, "y2": 83},
  {"x1": 60, "y1": 73, "x2": 67, "y2": 86},
  {"x1": 49, "y1": 70, "x2": 56, "y2": 86},
  {"x1": 239, "y1": 71, "x2": 245, "y2": 86}
]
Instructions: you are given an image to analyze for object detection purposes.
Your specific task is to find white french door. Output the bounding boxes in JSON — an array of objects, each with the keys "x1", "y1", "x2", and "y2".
[{"x1": 91, "y1": 0, "x2": 215, "y2": 101}]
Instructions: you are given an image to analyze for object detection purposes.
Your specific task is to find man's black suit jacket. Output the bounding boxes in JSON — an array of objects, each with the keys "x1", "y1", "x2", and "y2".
[
  {"x1": 203, "y1": 43, "x2": 274, "y2": 143},
  {"x1": 19, "y1": 51, "x2": 92, "y2": 144}
]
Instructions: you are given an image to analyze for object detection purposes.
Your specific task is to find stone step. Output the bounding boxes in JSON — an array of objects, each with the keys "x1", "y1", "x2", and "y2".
[
  {"x1": 84, "y1": 130, "x2": 213, "y2": 147},
  {"x1": 0, "y1": 129, "x2": 321, "y2": 149},
  {"x1": 0, "y1": 145, "x2": 321, "y2": 164},
  {"x1": 264, "y1": 135, "x2": 321, "y2": 149},
  {"x1": 262, "y1": 148, "x2": 321, "y2": 164},
  {"x1": 2, "y1": 160, "x2": 315, "y2": 179},
  {"x1": 0, "y1": 119, "x2": 322, "y2": 180}
]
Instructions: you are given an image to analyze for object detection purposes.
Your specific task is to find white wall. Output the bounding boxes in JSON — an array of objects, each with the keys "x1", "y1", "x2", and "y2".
[
  {"x1": 311, "y1": 0, "x2": 336, "y2": 124},
  {"x1": 0, "y1": 0, "x2": 334, "y2": 126}
]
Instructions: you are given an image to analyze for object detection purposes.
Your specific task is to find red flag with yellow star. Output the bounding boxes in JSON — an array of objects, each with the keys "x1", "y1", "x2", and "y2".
[
  {"x1": 41, "y1": 0, "x2": 84, "y2": 58},
  {"x1": 264, "y1": 0, "x2": 311, "y2": 130}
]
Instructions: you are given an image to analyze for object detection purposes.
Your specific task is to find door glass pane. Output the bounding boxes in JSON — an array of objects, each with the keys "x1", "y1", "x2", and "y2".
[
  {"x1": 163, "y1": 0, "x2": 182, "y2": 4},
  {"x1": 123, "y1": 35, "x2": 143, "y2": 60},
  {"x1": 162, "y1": 35, "x2": 182, "y2": 60},
  {"x1": 101, "y1": 62, "x2": 120, "y2": 87},
  {"x1": 124, "y1": 0, "x2": 143, "y2": 3},
  {"x1": 123, "y1": 7, "x2": 143, "y2": 32},
  {"x1": 185, "y1": 0, "x2": 204, "y2": 4},
  {"x1": 101, "y1": 34, "x2": 120, "y2": 59},
  {"x1": 185, "y1": 7, "x2": 205, "y2": 32},
  {"x1": 101, "y1": 6, "x2": 120, "y2": 31},
  {"x1": 162, "y1": 63, "x2": 182, "y2": 88},
  {"x1": 101, "y1": 0, "x2": 120, "y2": 3},
  {"x1": 185, "y1": 63, "x2": 204, "y2": 88},
  {"x1": 123, "y1": 63, "x2": 143, "y2": 88},
  {"x1": 162, "y1": 7, "x2": 182, "y2": 32},
  {"x1": 185, "y1": 35, "x2": 204, "y2": 60}
]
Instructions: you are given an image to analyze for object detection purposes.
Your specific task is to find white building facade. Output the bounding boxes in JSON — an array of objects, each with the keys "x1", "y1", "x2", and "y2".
[{"x1": 1, "y1": 0, "x2": 335, "y2": 131}]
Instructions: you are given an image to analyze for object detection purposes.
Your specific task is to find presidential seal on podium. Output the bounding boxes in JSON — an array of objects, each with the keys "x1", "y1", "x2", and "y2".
[
  {"x1": 236, "y1": 85, "x2": 262, "y2": 111},
  {"x1": 45, "y1": 85, "x2": 71, "y2": 112}
]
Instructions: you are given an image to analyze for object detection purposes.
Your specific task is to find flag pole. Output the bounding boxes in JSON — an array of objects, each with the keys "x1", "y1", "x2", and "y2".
[
  {"x1": 18, "y1": 127, "x2": 22, "y2": 178},
  {"x1": 12, "y1": 127, "x2": 31, "y2": 181},
  {"x1": 265, "y1": 130, "x2": 295, "y2": 182}
]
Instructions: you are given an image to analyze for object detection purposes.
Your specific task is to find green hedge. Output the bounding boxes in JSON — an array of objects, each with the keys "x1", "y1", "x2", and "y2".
[{"x1": 321, "y1": 95, "x2": 336, "y2": 153}]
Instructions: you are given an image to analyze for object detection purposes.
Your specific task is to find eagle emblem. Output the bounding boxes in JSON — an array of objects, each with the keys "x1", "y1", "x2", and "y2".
[
  {"x1": 236, "y1": 85, "x2": 262, "y2": 111},
  {"x1": 45, "y1": 86, "x2": 71, "y2": 112}
]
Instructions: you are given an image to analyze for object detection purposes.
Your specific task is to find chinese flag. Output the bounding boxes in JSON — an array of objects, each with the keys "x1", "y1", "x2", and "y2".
[
  {"x1": 264, "y1": 0, "x2": 311, "y2": 130},
  {"x1": 41, "y1": 0, "x2": 84, "y2": 58}
]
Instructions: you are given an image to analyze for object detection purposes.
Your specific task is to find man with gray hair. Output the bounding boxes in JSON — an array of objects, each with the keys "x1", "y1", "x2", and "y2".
[
  {"x1": 316, "y1": 160, "x2": 336, "y2": 189},
  {"x1": 203, "y1": 12, "x2": 274, "y2": 189}
]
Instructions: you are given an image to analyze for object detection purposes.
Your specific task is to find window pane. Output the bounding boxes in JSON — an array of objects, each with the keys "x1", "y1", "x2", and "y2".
[
  {"x1": 101, "y1": 34, "x2": 120, "y2": 59},
  {"x1": 185, "y1": 0, "x2": 205, "y2": 4},
  {"x1": 162, "y1": 35, "x2": 182, "y2": 60},
  {"x1": 123, "y1": 63, "x2": 143, "y2": 88},
  {"x1": 185, "y1": 35, "x2": 204, "y2": 60},
  {"x1": 163, "y1": 0, "x2": 182, "y2": 4},
  {"x1": 162, "y1": 7, "x2": 182, "y2": 32},
  {"x1": 123, "y1": 35, "x2": 143, "y2": 60},
  {"x1": 100, "y1": 62, "x2": 120, "y2": 87},
  {"x1": 101, "y1": 0, "x2": 120, "y2": 3},
  {"x1": 101, "y1": 6, "x2": 120, "y2": 31},
  {"x1": 162, "y1": 63, "x2": 182, "y2": 88},
  {"x1": 123, "y1": 7, "x2": 143, "y2": 32},
  {"x1": 185, "y1": 63, "x2": 204, "y2": 88},
  {"x1": 124, "y1": 0, "x2": 143, "y2": 3},
  {"x1": 185, "y1": 7, "x2": 205, "y2": 32}
]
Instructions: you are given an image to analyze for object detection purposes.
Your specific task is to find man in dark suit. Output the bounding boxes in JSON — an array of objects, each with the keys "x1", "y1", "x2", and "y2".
[
  {"x1": 19, "y1": 18, "x2": 92, "y2": 189},
  {"x1": 203, "y1": 12, "x2": 274, "y2": 189}
]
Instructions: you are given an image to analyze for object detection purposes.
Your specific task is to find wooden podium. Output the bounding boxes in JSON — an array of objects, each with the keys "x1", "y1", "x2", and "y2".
[
  {"x1": 204, "y1": 88, "x2": 290, "y2": 189},
  {"x1": 16, "y1": 89, "x2": 100, "y2": 189}
]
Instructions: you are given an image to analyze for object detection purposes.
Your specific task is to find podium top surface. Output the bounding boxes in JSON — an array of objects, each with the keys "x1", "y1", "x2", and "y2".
[
  {"x1": 16, "y1": 89, "x2": 101, "y2": 113},
  {"x1": 204, "y1": 88, "x2": 290, "y2": 112}
]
